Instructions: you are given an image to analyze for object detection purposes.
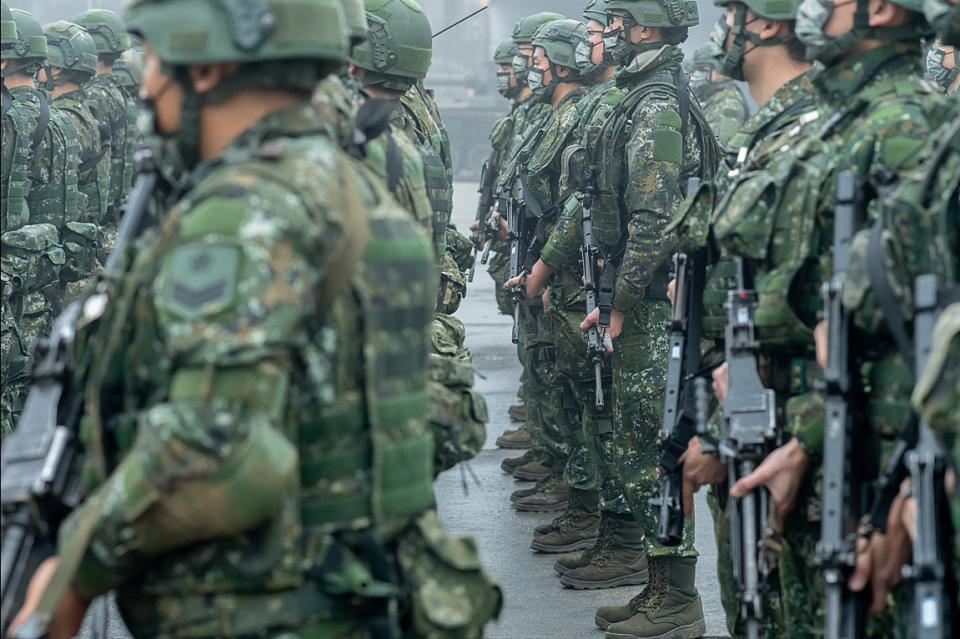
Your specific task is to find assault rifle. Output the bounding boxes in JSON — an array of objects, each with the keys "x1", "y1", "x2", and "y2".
[
  {"x1": 507, "y1": 164, "x2": 526, "y2": 344},
  {"x1": 580, "y1": 173, "x2": 605, "y2": 410},
  {"x1": 469, "y1": 160, "x2": 497, "y2": 282},
  {"x1": 904, "y1": 275, "x2": 955, "y2": 638},
  {"x1": 817, "y1": 169, "x2": 867, "y2": 639},
  {"x1": 0, "y1": 149, "x2": 159, "y2": 638},
  {"x1": 479, "y1": 195, "x2": 501, "y2": 267},
  {"x1": 716, "y1": 257, "x2": 778, "y2": 639},
  {"x1": 652, "y1": 178, "x2": 708, "y2": 546}
]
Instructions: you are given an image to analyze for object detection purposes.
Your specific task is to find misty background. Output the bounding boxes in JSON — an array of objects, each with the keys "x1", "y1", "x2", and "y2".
[{"x1": 13, "y1": 0, "x2": 723, "y2": 178}]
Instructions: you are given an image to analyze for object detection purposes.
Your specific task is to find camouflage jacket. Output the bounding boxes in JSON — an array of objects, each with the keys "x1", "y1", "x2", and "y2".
[
  {"x1": 691, "y1": 78, "x2": 750, "y2": 151},
  {"x1": 58, "y1": 100, "x2": 439, "y2": 637},
  {"x1": 497, "y1": 95, "x2": 553, "y2": 195},
  {"x1": 83, "y1": 73, "x2": 134, "y2": 214},
  {"x1": 485, "y1": 105, "x2": 517, "y2": 180},
  {"x1": 590, "y1": 44, "x2": 716, "y2": 313},
  {"x1": 53, "y1": 89, "x2": 111, "y2": 226}
]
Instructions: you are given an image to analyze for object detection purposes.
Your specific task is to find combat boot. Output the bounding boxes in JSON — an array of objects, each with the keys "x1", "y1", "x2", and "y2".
[
  {"x1": 559, "y1": 515, "x2": 648, "y2": 590},
  {"x1": 554, "y1": 513, "x2": 613, "y2": 575},
  {"x1": 496, "y1": 423, "x2": 532, "y2": 449},
  {"x1": 501, "y1": 450, "x2": 535, "y2": 475},
  {"x1": 512, "y1": 475, "x2": 568, "y2": 512},
  {"x1": 594, "y1": 588, "x2": 651, "y2": 631},
  {"x1": 604, "y1": 557, "x2": 706, "y2": 639},
  {"x1": 530, "y1": 489, "x2": 599, "y2": 553},
  {"x1": 508, "y1": 403, "x2": 527, "y2": 422},
  {"x1": 512, "y1": 459, "x2": 553, "y2": 481}
]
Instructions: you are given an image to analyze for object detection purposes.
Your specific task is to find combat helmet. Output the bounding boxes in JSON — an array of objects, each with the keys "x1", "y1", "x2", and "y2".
[
  {"x1": 708, "y1": 0, "x2": 802, "y2": 80},
  {"x1": 43, "y1": 20, "x2": 98, "y2": 81},
  {"x1": 528, "y1": 18, "x2": 588, "y2": 99},
  {"x1": 603, "y1": 0, "x2": 698, "y2": 64},
  {"x1": 2, "y1": 3, "x2": 18, "y2": 54},
  {"x1": 494, "y1": 38, "x2": 516, "y2": 65},
  {"x1": 797, "y1": 0, "x2": 931, "y2": 65},
  {"x1": 577, "y1": 0, "x2": 614, "y2": 81},
  {"x1": 71, "y1": 9, "x2": 130, "y2": 58},
  {"x1": 351, "y1": 0, "x2": 433, "y2": 92},
  {"x1": 341, "y1": 0, "x2": 368, "y2": 48},
  {"x1": 5, "y1": 9, "x2": 48, "y2": 75},
  {"x1": 684, "y1": 42, "x2": 721, "y2": 86},
  {"x1": 511, "y1": 12, "x2": 563, "y2": 84},
  {"x1": 923, "y1": 0, "x2": 959, "y2": 45}
]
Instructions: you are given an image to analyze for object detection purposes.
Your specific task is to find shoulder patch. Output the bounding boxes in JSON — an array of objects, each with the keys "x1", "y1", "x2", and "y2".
[
  {"x1": 161, "y1": 243, "x2": 240, "y2": 319},
  {"x1": 652, "y1": 109, "x2": 683, "y2": 164}
]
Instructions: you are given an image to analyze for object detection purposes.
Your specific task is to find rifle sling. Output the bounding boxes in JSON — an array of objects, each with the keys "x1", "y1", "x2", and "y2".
[
  {"x1": 32, "y1": 90, "x2": 50, "y2": 150},
  {"x1": 866, "y1": 215, "x2": 914, "y2": 370}
]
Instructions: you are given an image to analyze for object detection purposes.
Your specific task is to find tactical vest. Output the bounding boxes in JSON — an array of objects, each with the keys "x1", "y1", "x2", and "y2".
[
  {"x1": 77, "y1": 131, "x2": 436, "y2": 636},
  {"x1": 28, "y1": 107, "x2": 81, "y2": 230},
  {"x1": 590, "y1": 70, "x2": 719, "y2": 252},
  {"x1": 2, "y1": 105, "x2": 34, "y2": 232},
  {"x1": 86, "y1": 77, "x2": 130, "y2": 217},
  {"x1": 401, "y1": 92, "x2": 451, "y2": 266},
  {"x1": 54, "y1": 93, "x2": 111, "y2": 225}
]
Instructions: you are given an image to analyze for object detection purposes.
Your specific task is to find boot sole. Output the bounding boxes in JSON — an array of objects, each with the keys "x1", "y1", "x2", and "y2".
[
  {"x1": 604, "y1": 619, "x2": 706, "y2": 639},
  {"x1": 512, "y1": 470, "x2": 552, "y2": 481},
  {"x1": 559, "y1": 569, "x2": 649, "y2": 590},
  {"x1": 512, "y1": 500, "x2": 569, "y2": 513},
  {"x1": 495, "y1": 439, "x2": 532, "y2": 449},
  {"x1": 530, "y1": 536, "x2": 598, "y2": 554}
]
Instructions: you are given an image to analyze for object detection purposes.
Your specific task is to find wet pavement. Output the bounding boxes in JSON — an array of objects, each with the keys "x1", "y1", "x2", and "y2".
[{"x1": 435, "y1": 183, "x2": 730, "y2": 639}]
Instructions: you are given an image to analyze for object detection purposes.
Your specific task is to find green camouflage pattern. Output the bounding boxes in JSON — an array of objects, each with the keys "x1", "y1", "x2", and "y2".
[
  {"x1": 690, "y1": 78, "x2": 749, "y2": 150},
  {"x1": 57, "y1": 96, "x2": 498, "y2": 636}
]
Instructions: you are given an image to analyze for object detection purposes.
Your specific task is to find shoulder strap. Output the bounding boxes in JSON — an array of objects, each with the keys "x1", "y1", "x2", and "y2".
[
  {"x1": 31, "y1": 90, "x2": 50, "y2": 149},
  {"x1": 1, "y1": 85, "x2": 11, "y2": 119},
  {"x1": 385, "y1": 131, "x2": 403, "y2": 193}
]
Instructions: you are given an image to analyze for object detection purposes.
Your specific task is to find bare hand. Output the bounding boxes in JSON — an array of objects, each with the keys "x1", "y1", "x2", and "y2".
[
  {"x1": 667, "y1": 278, "x2": 676, "y2": 304},
  {"x1": 580, "y1": 307, "x2": 624, "y2": 351},
  {"x1": 10, "y1": 557, "x2": 91, "y2": 639},
  {"x1": 712, "y1": 362, "x2": 729, "y2": 404},
  {"x1": 729, "y1": 437, "x2": 808, "y2": 531},
  {"x1": 496, "y1": 215, "x2": 509, "y2": 242},
  {"x1": 814, "y1": 320, "x2": 828, "y2": 369},
  {"x1": 542, "y1": 288, "x2": 551, "y2": 314},
  {"x1": 679, "y1": 436, "x2": 726, "y2": 517}
]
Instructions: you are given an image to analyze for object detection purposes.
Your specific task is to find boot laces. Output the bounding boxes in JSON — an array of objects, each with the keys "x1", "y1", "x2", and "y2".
[
  {"x1": 635, "y1": 560, "x2": 669, "y2": 612},
  {"x1": 590, "y1": 518, "x2": 615, "y2": 566}
]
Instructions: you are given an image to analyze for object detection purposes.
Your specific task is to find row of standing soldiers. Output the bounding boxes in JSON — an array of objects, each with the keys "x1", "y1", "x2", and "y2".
[
  {"x1": 1, "y1": 7, "x2": 141, "y2": 435},
  {"x1": 471, "y1": 0, "x2": 958, "y2": 637},
  {"x1": 1, "y1": 0, "x2": 504, "y2": 638}
]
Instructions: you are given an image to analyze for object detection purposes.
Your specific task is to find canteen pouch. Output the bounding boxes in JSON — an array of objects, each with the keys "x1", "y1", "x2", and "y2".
[
  {"x1": 397, "y1": 510, "x2": 503, "y2": 636},
  {"x1": 61, "y1": 221, "x2": 101, "y2": 283},
  {"x1": 0, "y1": 223, "x2": 64, "y2": 295}
]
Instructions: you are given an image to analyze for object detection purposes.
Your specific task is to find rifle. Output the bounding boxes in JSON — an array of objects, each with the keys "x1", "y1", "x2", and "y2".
[
  {"x1": 580, "y1": 173, "x2": 605, "y2": 411},
  {"x1": 651, "y1": 177, "x2": 709, "y2": 546},
  {"x1": 0, "y1": 149, "x2": 159, "y2": 638},
  {"x1": 469, "y1": 160, "x2": 497, "y2": 282},
  {"x1": 716, "y1": 256, "x2": 778, "y2": 639},
  {"x1": 479, "y1": 194, "x2": 500, "y2": 267},
  {"x1": 507, "y1": 164, "x2": 526, "y2": 344},
  {"x1": 903, "y1": 274, "x2": 955, "y2": 638},
  {"x1": 816, "y1": 169, "x2": 867, "y2": 639}
]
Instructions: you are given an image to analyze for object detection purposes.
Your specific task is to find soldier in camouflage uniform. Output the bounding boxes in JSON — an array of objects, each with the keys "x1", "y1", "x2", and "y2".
[
  {"x1": 561, "y1": 0, "x2": 721, "y2": 635},
  {"x1": 667, "y1": 0, "x2": 817, "y2": 633},
  {"x1": 41, "y1": 21, "x2": 111, "y2": 306},
  {"x1": 351, "y1": 0, "x2": 488, "y2": 476},
  {"x1": 684, "y1": 43, "x2": 750, "y2": 150},
  {"x1": 8, "y1": 0, "x2": 501, "y2": 636},
  {"x1": 1, "y1": 7, "x2": 72, "y2": 436},
  {"x1": 925, "y1": 37, "x2": 960, "y2": 95}
]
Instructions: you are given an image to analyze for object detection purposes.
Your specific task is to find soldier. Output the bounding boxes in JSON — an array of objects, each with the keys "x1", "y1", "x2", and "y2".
[
  {"x1": 72, "y1": 9, "x2": 136, "y2": 259},
  {"x1": 925, "y1": 37, "x2": 960, "y2": 95},
  {"x1": 558, "y1": 0, "x2": 719, "y2": 635},
  {"x1": 666, "y1": 0, "x2": 818, "y2": 633},
  {"x1": 40, "y1": 21, "x2": 110, "y2": 306},
  {"x1": 684, "y1": 43, "x2": 750, "y2": 150},
  {"x1": 348, "y1": 0, "x2": 487, "y2": 475},
  {"x1": 1, "y1": 7, "x2": 75, "y2": 436},
  {"x1": 8, "y1": 0, "x2": 502, "y2": 637}
]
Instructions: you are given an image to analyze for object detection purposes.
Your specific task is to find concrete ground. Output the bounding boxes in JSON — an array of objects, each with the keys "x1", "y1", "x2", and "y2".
[{"x1": 436, "y1": 182, "x2": 730, "y2": 639}]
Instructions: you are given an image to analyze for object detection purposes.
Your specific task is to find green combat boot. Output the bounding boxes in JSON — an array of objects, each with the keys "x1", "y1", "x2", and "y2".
[
  {"x1": 512, "y1": 474, "x2": 568, "y2": 512},
  {"x1": 496, "y1": 423, "x2": 532, "y2": 448},
  {"x1": 501, "y1": 450, "x2": 535, "y2": 475},
  {"x1": 604, "y1": 557, "x2": 706, "y2": 639},
  {"x1": 559, "y1": 515, "x2": 649, "y2": 590},
  {"x1": 595, "y1": 588, "x2": 650, "y2": 631},
  {"x1": 508, "y1": 403, "x2": 527, "y2": 422},
  {"x1": 530, "y1": 489, "x2": 599, "y2": 553},
  {"x1": 554, "y1": 512, "x2": 613, "y2": 575},
  {"x1": 513, "y1": 459, "x2": 553, "y2": 481}
]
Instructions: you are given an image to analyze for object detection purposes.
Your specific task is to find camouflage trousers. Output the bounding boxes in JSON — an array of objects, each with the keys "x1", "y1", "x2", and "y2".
[
  {"x1": 486, "y1": 249, "x2": 513, "y2": 316},
  {"x1": 0, "y1": 291, "x2": 55, "y2": 436},
  {"x1": 518, "y1": 301, "x2": 569, "y2": 469},
  {"x1": 551, "y1": 303, "x2": 604, "y2": 492},
  {"x1": 612, "y1": 298, "x2": 695, "y2": 558}
]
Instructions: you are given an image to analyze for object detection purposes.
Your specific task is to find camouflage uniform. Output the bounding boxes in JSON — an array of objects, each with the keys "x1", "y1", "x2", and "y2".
[
  {"x1": 55, "y1": 1, "x2": 501, "y2": 636},
  {"x1": 690, "y1": 78, "x2": 749, "y2": 150}
]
